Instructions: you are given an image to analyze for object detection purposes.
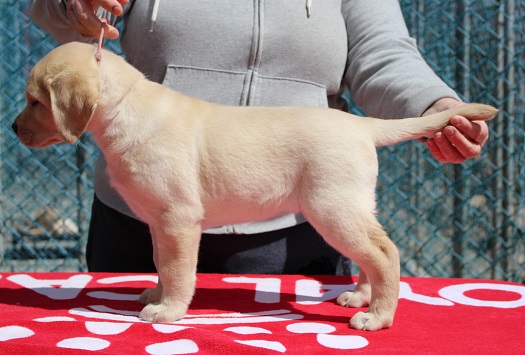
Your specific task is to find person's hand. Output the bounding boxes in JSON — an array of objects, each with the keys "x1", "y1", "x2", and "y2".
[
  {"x1": 66, "y1": 0, "x2": 129, "y2": 39},
  {"x1": 422, "y1": 98, "x2": 489, "y2": 164}
]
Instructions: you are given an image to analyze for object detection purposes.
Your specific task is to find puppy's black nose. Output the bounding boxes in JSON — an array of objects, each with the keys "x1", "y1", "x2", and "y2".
[{"x1": 12, "y1": 122, "x2": 18, "y2": 134}]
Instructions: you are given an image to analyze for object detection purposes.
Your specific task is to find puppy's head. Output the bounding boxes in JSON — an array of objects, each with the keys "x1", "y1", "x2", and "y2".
[{"x1": 12, "y1": 42, "x2": 101, "y2": 148}]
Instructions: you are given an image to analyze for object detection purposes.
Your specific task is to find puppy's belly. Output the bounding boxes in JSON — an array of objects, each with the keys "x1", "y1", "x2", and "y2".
[{"x1": 201, "y1": 195, "x2": 300, "y2": 230}]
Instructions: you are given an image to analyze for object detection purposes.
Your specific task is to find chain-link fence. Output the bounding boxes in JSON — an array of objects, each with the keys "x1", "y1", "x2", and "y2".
[{"x1": 1, "y1": 1, "x2": 524, "y2": 281}]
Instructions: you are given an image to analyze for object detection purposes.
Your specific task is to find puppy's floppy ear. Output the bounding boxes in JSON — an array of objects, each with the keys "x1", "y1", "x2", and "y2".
[{"x1": 48, "y1": 72, "x2": 99, "y2": 144}]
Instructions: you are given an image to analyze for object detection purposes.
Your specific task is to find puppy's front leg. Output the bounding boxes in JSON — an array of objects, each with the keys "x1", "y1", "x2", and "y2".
[{"x1": 139, "y1": 223, "x2": 201, "y2": 323}]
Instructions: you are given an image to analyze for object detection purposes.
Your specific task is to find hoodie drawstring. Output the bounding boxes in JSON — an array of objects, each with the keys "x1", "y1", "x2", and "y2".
[
  {"x1": 150, "y1": 0, "x2": 160, "y2": 32},
  {"x1": 306, "y1": 0, "x2": 312, "y2": 18}
]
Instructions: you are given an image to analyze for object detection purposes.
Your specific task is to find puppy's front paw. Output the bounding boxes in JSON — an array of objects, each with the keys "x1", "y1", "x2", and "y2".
[
  {"x1": 139, "y1": 302, "x2": 188, "y2": 323},
  {"x1": 349, "y1": 311, "x2": 393, "y2": 331},
  {"x1": 337, "y1": 289, "x2": 370, "y2": 308},
  {"x1": 138, "y1": 287, "x2": 162, "y2": 305}
]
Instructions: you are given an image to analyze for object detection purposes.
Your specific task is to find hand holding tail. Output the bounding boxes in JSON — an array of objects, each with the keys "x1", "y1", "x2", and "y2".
[{"x1": 424, "y1": 99, "x2": 492, "y2": 164}]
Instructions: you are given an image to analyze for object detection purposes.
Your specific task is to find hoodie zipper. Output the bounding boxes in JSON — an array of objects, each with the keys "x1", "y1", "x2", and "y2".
[
  {"x1": 148, "y1": 0, "x2": 311, "y2": 106},
  {"x1": 242, "y1": 0, "x2": 264, "y2": 106}
]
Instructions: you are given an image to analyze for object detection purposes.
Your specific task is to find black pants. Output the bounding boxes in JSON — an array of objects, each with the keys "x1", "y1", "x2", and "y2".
[{"x1": 86, "y1": 194, "x2": 351, "y2": 275}]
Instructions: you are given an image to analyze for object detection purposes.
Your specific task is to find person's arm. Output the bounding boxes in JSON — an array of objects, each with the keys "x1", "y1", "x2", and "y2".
[
  {"x1": 27, "y1": 0, "x2": 127, "y2": 43},
  {"x1": 342, "y1": 0, "x2": 489, "y2": 163},
  {"x1": 342, "y1": 0, "x2": 460, "y2": 119}
]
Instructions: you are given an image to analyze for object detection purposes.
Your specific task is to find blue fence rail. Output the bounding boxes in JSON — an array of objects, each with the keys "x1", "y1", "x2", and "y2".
[{"x1": 1, "y1": 1, "x2": 524, "y2": 281}]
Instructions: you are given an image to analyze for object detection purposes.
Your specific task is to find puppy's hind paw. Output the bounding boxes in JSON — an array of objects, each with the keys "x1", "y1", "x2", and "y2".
[
  {"x1": 349, "y1": 311, "x2": 393, "y2": 331},
  {"x1": 337, "y1": 290, "x2": 370, "y2": 308},
  {"x1": 139, "y1": 302, "x2": 188, "y2": 323},
  {"x1": 138, "y1": 287, "x2": 162, "y2": 305}
]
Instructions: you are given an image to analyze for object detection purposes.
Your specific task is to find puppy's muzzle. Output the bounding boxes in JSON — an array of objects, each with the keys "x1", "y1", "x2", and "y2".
[{"x1": 12, "y1": 122, "x2": 18, "y2": 135}]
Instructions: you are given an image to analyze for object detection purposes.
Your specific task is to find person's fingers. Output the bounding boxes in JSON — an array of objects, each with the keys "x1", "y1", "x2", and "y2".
[
  {"x1": 66, "y1": 0, "x2": 99, "y2": 38},
  {"x1": 94, "y1": 0, "x2": 128, "y2": 16},
  {"x1": 427, "y1": 138, "x2": 447, "y2": 162},
  {"x1": 442, "y1": 125, "x2": 481, "y2": 160},
  {"x1": 428, "y1": 131, "x2": 466, "y2": 164},
  {"x1": 66, "y1": 0, "x2": 123, "y2": 39},
  {"x1": 449, "y1": 115, "x2": 489, "y2": 146}
]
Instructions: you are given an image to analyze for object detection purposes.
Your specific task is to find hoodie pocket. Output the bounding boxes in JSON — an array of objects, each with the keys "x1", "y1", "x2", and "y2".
[
  {"x1": 162, "y1": 65, "x2": 247, "y2": 105},
  {"x1": 250, "y1": 75, "x2": 328, "y2": 108},
  {"x1": 162, "y1": 65, "x2": 328, "y2": 108}
]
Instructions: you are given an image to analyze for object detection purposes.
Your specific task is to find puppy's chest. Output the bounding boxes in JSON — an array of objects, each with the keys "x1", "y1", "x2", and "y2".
[{"x1": 104, "y1": 145, "x2": 196, "y2": 192}]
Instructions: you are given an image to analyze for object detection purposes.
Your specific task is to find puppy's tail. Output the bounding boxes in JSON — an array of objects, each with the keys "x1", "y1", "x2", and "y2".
[{"x1": 370, "y1": 103, "x2": 498, "y2": 147}]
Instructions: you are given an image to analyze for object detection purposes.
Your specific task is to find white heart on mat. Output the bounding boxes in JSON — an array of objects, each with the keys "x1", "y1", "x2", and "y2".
[
  {"x1": 57, "y1": 337, "x2": 110, "y2": 351},
  {"x1": 145, "y1": 339, "x2": 199, "y2": 354},
  {"x1": 317, "y1": 334, "x2": 368, "y2": 350},
  {"x1": 235, "y1": 340, "x2": 286, "y2": 353},
  {"x1": 34, "y1": 316, "x2": 76, "y2": 322},
  {"x1": 0, "y1": 326, "x2": 34, "y2": 342},
  {"x1": 224, "y1": 326, "x2": 272, "y2": 334},
  {"x1": 152, "y1": 324, "x2": 190, "y2": 333},
  {"x1": 286, "y1": 322, "x2": 336, "y2": 334},
  {"x1": 85, "y1": 321, "x2": 133, "y2": 335}
]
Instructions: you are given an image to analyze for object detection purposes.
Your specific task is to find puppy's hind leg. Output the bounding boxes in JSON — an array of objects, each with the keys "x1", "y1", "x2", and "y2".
[
  {"x1": 346, "y1": 221, "x2": 400, "y2": 331},
  {"x1": 139, "y1": 226, "x2": 163, "y2": 305},
  {"x1": 303, "y1": 201, "x2": 400, "y2": 331},
  {"x1": 337, "y1": 269, "x2": 371, "y2": 308}
]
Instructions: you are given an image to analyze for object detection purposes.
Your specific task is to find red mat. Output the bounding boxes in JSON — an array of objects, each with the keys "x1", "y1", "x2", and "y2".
[{"x1": 0, "y1": 273, "x2": 523, "y2": 354}]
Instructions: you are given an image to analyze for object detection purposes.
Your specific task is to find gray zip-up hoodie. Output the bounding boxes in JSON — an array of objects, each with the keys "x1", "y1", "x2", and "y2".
[{"x1": 28, "y1": 0, "x2": 459, "y2": 234}]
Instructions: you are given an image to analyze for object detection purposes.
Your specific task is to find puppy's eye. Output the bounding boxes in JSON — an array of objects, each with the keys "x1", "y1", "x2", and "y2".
[{"x1": 31, "y1": 100, "x2": 39, "y2": 107}]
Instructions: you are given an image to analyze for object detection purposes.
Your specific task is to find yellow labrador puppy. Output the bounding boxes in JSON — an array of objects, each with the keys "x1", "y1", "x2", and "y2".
[{"x1": 12, "y1": 42, "x2": 497, "y2": 331}]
